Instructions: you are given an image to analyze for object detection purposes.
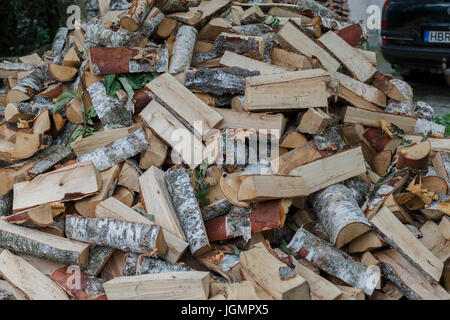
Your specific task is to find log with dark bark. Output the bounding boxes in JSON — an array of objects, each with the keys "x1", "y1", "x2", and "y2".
[
  {"x1": 0, "y1": 220, "x2": 90, "y2": 268},
  {"x1": 287, "y1": 227, "x2": 381, "y2": 295},
  {"x1": 77, "y1": 127, "x2": 148, "y2": 171},
  {"x1": 123, "y1": 253, "x2": 190, "y2": 276},
  {"x1": 311, "y1": 184, "x2": 371, "y2": 248},
  {"x1": 168, "y1": 25, "x2": 198, "y2": 74},
  {"x1": 89, "y1": 46, "x2": 168, "y2": 75},
  {"x1": 86, "y1": 81, "x2": 134, "y2": 128},
  {"x1": 155, "y1": 0, "x2": 201, "y2": 14},
  {"x1": 201, "y1": 198, "x2": 233, "y2": 221},
  {"x1": 83, "y1": 246, "x2": 116, "y2": 277},
  {"x1": 140, "y1": 7, "x2": 165, "y2": 37},
  {"x1": 65, "y1": 215, "x2": 167, "y2": 256},
  {"x1": 185, "y1": 67, "x2": 259, "y2": 96},
  {"x1": 165, "y1": 166, "x2": 211, "y2": 256},
  {"x1": 120, "y1": 0, "x2": 152, "y2": 31}
]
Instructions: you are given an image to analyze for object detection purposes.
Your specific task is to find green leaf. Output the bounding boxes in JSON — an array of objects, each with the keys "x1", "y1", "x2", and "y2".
[
  {"x1": 53, "y1": 91, "x2": 76, "y2": 113},
  {"x1": 118, "y1": 76, "x2": 135, "y2": 99},
  {"x1": 104, "y1": 74, "x2": 121, "y2": 97},
  {"x1": 402, "y1": 139, "x2": 413, "y2": 147},
  {"x1": 233, "y1": 245, "x2": 241, "y2": 256},
  {"x1": 434, "y1": 113, "x2": 450, "y2": 136},
  {"x1": 280, "y1": 239, "x2": 292, "y2": 255}
]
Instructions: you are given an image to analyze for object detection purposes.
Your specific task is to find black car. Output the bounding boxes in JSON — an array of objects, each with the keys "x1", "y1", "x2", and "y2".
[{"x1": 381, "y1": 0, "x2": 450, "y2": 84}]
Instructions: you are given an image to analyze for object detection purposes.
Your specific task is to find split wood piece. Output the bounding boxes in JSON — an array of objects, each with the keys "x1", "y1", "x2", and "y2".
[
  {"x1": 219, "y1": 171, "x2": 250, "y2": 208},
  {"x1": 130, "y1": 255, "x2": 190, "y2": 276},
  {"x1": 50, "y1": 266, "x2": 107, "y2": 300},
  {"x1": 48, "y1": 64, "x2": 77, "y2": 82},
  {"x1": 155, "y1": 18, "x2": 178, "y2": 39},
  {"x1": 0, "y1": 62, "x2": 36, "y2": 78},
  {"x1": 139, "y1": 166, "x2": 186, "y2": 241},
  {"x1": 271, "y1": 141, "x2": 321, "y2": 175},
  {"x1": 89, "y1": 46, "x2": 168, "y2": 75},
  {"x1": 433, "y1": 152, "x2": 450, "y2": 182},
  {"x1": 188, "y1": 0, "x2": 231, "y2": 29},
  {"x1": 356, "y1": 48, "x2": 377, "y2": 66},
  {"x1": 5, "y1": 98, "x2": 54, "y2": 123},
  {"x1": 0, "y1": 250, "x2": 69, "y2": 300},
  {"x1": 83, "y1": 246, "x2": 115, "y2": 277},
  {"x1": 287, "y1": 228, "x2": 381, "y2": 295},
  {"x1": 6, "y1": 66, "x2": 52, "y2": 104},
  {"x1": 363, "y1": 127, "x2": 401, "y2": 152},
  {"x1": 373, "y1": 151, "x2": 391, "y2": 176},
  {"x1": 333, "y1": 72, "x2": 387, "y2": 110},
  {"x1": 240, "y1": 243, "x2": 310, "y2": 300},
  {"x1": 165, "y1": 166, "x2": 211, "y2": 256},
  {"x1": 231, "y1": 95, "x2": 245, "y2": 112},
  {"x1": 78, "y1": 127, "x2": 148, "y2": 171},
  {"x1": 66, "y1": 215, "x2": 167, "y2": 256},
  {"x1": 404, "y1": 136, "x2": 450, "y2": 154},
  {"x1": 420, "y1": 220, "x2": 450, "y2": 263},
  {"x1": 363, "y1": 170, "x2": 409, "y2": 219},
  {"x1": 82, "y1": 20, "x2": 147, "y2": 48},
  {"x1": 439, "y1": 217, "x2": 450, "y2": 240},
  {"x1": 369, "y1": 206, "x2": 443, "y2": 282},
  {"x1": 222, "y1": 281, "x2": 260, "y2": 300},
  {"x1": 120, "y1": 0, "x2": 152, "y2": 31},
  {"x1": 271, "y1": 48, "x2": 313, "y2": 71},
  {"x1": 215, "y1": 33, "x2": 265, "y2": 60},
  {"x1": 422, "y1": 176, "x2": 448, "y2": 196},
  {"x1": 212, "y1": 107, "x2": 286, "y2": 135},
  {"x1": 139, "y1": 129, "x2": 168, "y2": 169},
  {"x1": 139, "y1": 99, "x2": 205, "y2": 169},
  {"x1": 112, "y1": 186, "x2": 134, "y2": 208},
  {"x1": 396, "y1": 141, "x2": 431, "y2": 171},
  {"x1": 279, "y1": 127, "x2": 308, "y2": 149},
  {"x1": 0, "y1": 220, "x2": 89, "y2": 267},
  {"x1": 244, "y1": 69, "x2": 331, "y2": 112},
  {"x1": 74, "y1": 164, "x2": 120, "y2": 218},
  {"x1": 62, "y1": 47, "x2": 81, "y2": 67},
  {"x1": 95, "y1": 197, "x2": 188, "y2": 264},
  {"x1": 298, "y1": 108, "x2": 332, "y2": 135},
  {"x1": 11, "y1": 132, "x2": 42, "y2": 160},
  {"x1": 103, "y1": 271, "x2": 210, "y2": 300},
  {"x1": 384, "y1": 194, "x2": 415, "y2": 225},
  {"x1": 87, "y1": 81, "x2": 133, "y2": 128},
  {"x1": 220, "y1": 51, "x2": 287, "y2": 75},
  {"x1": 13, "y1": 160, "x2": 101, "y2": 212},
  {"x1": 311, "y1": 184, "x2": 371, "y2": 248},
  {"x1": 146, "y1": 72, "x2": 223, "y2": 137},
  {"x1": 372, "y1": 75, "x2": 413, "y2": 102},
  {"x1": 139, "y1": 7, "x2": 165, "y2": 38},
  {"x1": 341, "y1": 106, "x2": 418, "y2": 132},
  {"x1": 319, "y1": 31, "x2": 377, "y2": 82},
  {"x1": 290, "y1": 258, "x2": 342, "y2": 300},
  {"x1": 198, "y1": 18, "x2": 231, "y2": 41},
  {"x1": 231, "y1": 5, "x2": 244, "y2": 25},
  {"x1": 186, "y1": 67, "x2": 257, "y2": 96},
  {"x1": 99, "y1": 250, "x2": 127, "y2": 281},
  {"x1": 240, "y1": 5, "x2": 265, "y2": 25},
  {"x1": 289, "y1": 147, "x2": 366, "y2": 194},
  {"x1": 374, "y1": 249, "x2": 449, "y2": 300},
  {"x1": 168, "y1": 25, "x2": 198, "y2": 73},
  {"x1": 205, "y1": 200, "x2": 291, "y2": 242},
  {"x1": 70, "y1": 126, "x2": 137, "y2": 157},
  {"x1": 65, "y1": 97, "x2": 83, "y2": 124},
  {"x1": 197, "y1": 251, "x2": 241, "y2": 281},
  {"x1": 3, "y1": 203, "x2": 56, "y2": 228},
  {"x1": 238, "y1": 175, "x2": 309, "y2": 202},
  {"x1": 337, "y1": 285, "x2": 365, "y2": 300},
  {"x1": 348, "y1": 231, "x2": 387, "y2": 253},
  {"x1": 275, "y1": 20, "x2": 340, "y2": 73}
]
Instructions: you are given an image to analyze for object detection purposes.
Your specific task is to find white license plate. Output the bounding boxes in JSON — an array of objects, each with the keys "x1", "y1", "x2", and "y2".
[{"x1": 425, "y1": 31, "x2": 450, "y2": 43}]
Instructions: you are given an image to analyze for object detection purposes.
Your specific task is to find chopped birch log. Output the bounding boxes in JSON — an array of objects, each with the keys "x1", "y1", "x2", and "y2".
[
  {"x1": 6, "y1": 66, "x2": 52, "y2": 104},
  {"x1": 74, "y1": 164, "x2": 120, "y2": 217},
  {"x1": 374, "y1": 249, "x2": 449, "y2": 300},
  {"x1": 271, "y1": 48, "x2": 313, "y2": 71},
  {"x1": 140, "y1": 167, "x2": 186, "y2": 241},
  {"x1": 168, "y1": 25, "x2": 198, "y2": 74},
  {"x1": 240, "y1": 243, "x2": 311, "y2": 300},
  {"x1": 48, "y1": 64, "x2": 78, "y2": 82},
  {"x1": 86, "y1": 81, "x2": 134, "y2": 128},
  {"x1": 275, "y1": 20, "x2": 340, "y2": 73},
  {"x1": 65, "y1": 215, "x2": 167, "y2": 256},
  {"x1": 82, "y1": 20, "x2": 146, "y2": 48},
  {"x1": 198, "y1": 18, "x2": 231, "y2": 41},
  {"x1": 348, "y1": 231, "x2": 387, "y2": 253},
  {"x1": 214, "y1": 33, "x2": 265, "y2": 60},
  {"x1": 3, "y1": 203, "x2": 56, "y2": 228},
  {"x1": 369, "y1": 206, "x2": 443, "y2": 282},
  {"x1": 363, "y1": 127, "x2": 401, "y2": 152},
  {"x1": 146, "y1": 72, "x2": 223, "y2": 137},
  {"x1": 271, "y1": 141, "x2": 321, "y2": 175},
  {"x1": 318, "y1": 31, "x2": 377, "y2": 82},
  {"x1": 0, "y1": 192, "x2": 13, "y2": 217},
  {"x1": 155, "y1": 0, "x2": 201, "y2": 14},
  {"x1": 165, "y1": 166, "x2": 211, "y2": 256},
  {"x1": 11, "y1": 132, "x2": 42, "y2": 160},
  {"x1": 120, "y1": 0, "x2": 152, "y2": 31},
  {"x1": 205, "y1": 200, "x2": 291, "y2": 241},
  {"x1": 0, "y1": 220, "x2": 90, "y2": 267},
  {"x1": 5, "y1": 98, "x2": 54, "y2": 123},
  {"x1": 139, "y1": 128, "x2": 168, "y2": 169},
  {"x1": 244, "y1": 69, "x2": 330, "y2": 112},
  {"x1": 138, "y1": 99, "x2": 205, "y2": 169},
  {"x1": 140, "y1": 7, "x2": 165, "y2": 37},
  {"x1": 311, "y1": 184, "x2": 371, "y2": 248},
  {"x1": 0, "y1": 62, "x2": 36, "y2": 78},
  {"x1": 50, "y1": 27, "x2": 69, "y2": 61},
  {"x1": 103, "y1": 271, "x2": 210, "y2": 300},
  {"x1": 372, "y1": 74, "x2": 413, "y2": 102},
  {"x1": 13, "y1": 160, "x2": 102, "y2": 212},
  {"x1": 78, "y1": 128, "x2": 148, "y2": 171},
  {"x1": 396, "y1": 141, "x2": 431, "y2": 171},
  {"x1": 89, "y1": 46, "x2": 168, "y2": 75},
  {"x1": 287, "y1": 228, "x2": 381, "y2": 295},
  {"x1": 0, "y1": 250, "x2": 69, "y2": 300},
  {"x1": 240, "y1": 5, "x2": 265, "y2": 25},
  {"x1": 298, "y1": 108, "x2": 332, "y2": 135},
  {"x1": 83, "y1": 246, "x2": 115, "y2": 277},
  {"x1": 201, "y1": 198, "x2": 232, "y2": 222}
]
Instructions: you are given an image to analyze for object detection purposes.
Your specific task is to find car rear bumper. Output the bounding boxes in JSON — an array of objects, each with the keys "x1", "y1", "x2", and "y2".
[{"x1": 381, "y1": 44, "x2": 450, "y2": 70}]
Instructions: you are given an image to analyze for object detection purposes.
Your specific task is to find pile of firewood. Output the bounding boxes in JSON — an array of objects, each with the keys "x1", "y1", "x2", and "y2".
[{"x1": 0, "y1": 0, "x2": 449, "y2": 300}]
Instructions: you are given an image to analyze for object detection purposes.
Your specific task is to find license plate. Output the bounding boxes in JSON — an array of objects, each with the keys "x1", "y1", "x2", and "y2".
[{"x1": 424, "y1": 31, "x2": 450, "y2": 43}]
